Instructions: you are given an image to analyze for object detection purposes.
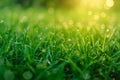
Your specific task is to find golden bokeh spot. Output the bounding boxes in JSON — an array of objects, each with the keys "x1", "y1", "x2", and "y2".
[{"x1": 106, "y1": 0, "x2": 114, "y2": 8}]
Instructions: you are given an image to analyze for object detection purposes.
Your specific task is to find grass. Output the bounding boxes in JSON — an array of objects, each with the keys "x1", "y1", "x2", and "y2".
[{"x1": 0, "y1": 7, "x2": 120, "y2": 80}]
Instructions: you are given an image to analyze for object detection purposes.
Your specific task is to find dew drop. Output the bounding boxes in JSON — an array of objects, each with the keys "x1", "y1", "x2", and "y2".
[{"x1": 23, "y1": 71, "x2": 33, "y2": 80}]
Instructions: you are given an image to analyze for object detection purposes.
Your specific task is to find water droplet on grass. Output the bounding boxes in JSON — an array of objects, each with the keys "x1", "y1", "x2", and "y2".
[
  {"x1": 106, "y1": 29, "x2": 110, "y2": 32},
  {"x1": 83, "y1": 72, "x2": 91, "y2": 80},
  {"x1": 94, "y1": 15, "x2": 99, "y2": 20},
  {"x1": 0, "y1": 20, "x2": 4, "y2": 23},
  {"x1": 23, "y1": 71, "x2": 33, "y2": 80},
  {"x1": 42, "y1": 49, "x2": 46, "y2": 53},
  {"x1": 68, "y1": 38, "x2": 71, "y2": 42}
]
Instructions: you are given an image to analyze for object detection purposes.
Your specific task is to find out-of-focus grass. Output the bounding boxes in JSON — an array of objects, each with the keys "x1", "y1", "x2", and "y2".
[{"x1": 0, "y1": 7, "x2": 120, "y2": 80}]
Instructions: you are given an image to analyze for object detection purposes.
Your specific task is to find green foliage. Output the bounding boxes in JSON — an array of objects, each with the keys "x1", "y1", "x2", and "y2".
[
  {"x1": 0, "y1": 0, "x2": 79, "y2": 8},
  {"x1": 0, "y1": 7, "x2": 120, "y2": 80},
  {"x1": 0, "y1": 0, "x2": 15, "y2": 7}
]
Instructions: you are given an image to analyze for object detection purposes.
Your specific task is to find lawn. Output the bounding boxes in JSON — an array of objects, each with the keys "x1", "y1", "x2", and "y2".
[{"x1": 0, "y1": 7, "x2": 120, "y2": 80}]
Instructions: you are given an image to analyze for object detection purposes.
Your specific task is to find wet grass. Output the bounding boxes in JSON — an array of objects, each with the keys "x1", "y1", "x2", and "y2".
[{"x1": 0, "y1": 7, "x2": 120, "y2": 80}]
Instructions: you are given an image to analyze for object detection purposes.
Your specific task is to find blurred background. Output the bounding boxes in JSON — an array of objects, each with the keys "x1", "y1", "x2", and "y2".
[{"x1": 0, "y1": 0, "x2": 119, "y2": 10}]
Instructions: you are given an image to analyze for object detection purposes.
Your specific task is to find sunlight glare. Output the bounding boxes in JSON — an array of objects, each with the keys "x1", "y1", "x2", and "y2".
[
  {"x1": 79, "y1": 0, "x2": 104, "y2": 9},
  {"x1": 106, "y1": 0, "x2": 114, "y2": 8}
]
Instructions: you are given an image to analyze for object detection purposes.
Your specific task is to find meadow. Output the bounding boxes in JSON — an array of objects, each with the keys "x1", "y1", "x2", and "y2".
[{"x1": 0, "y1": 7, "x2": 120, "y2": 80}]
